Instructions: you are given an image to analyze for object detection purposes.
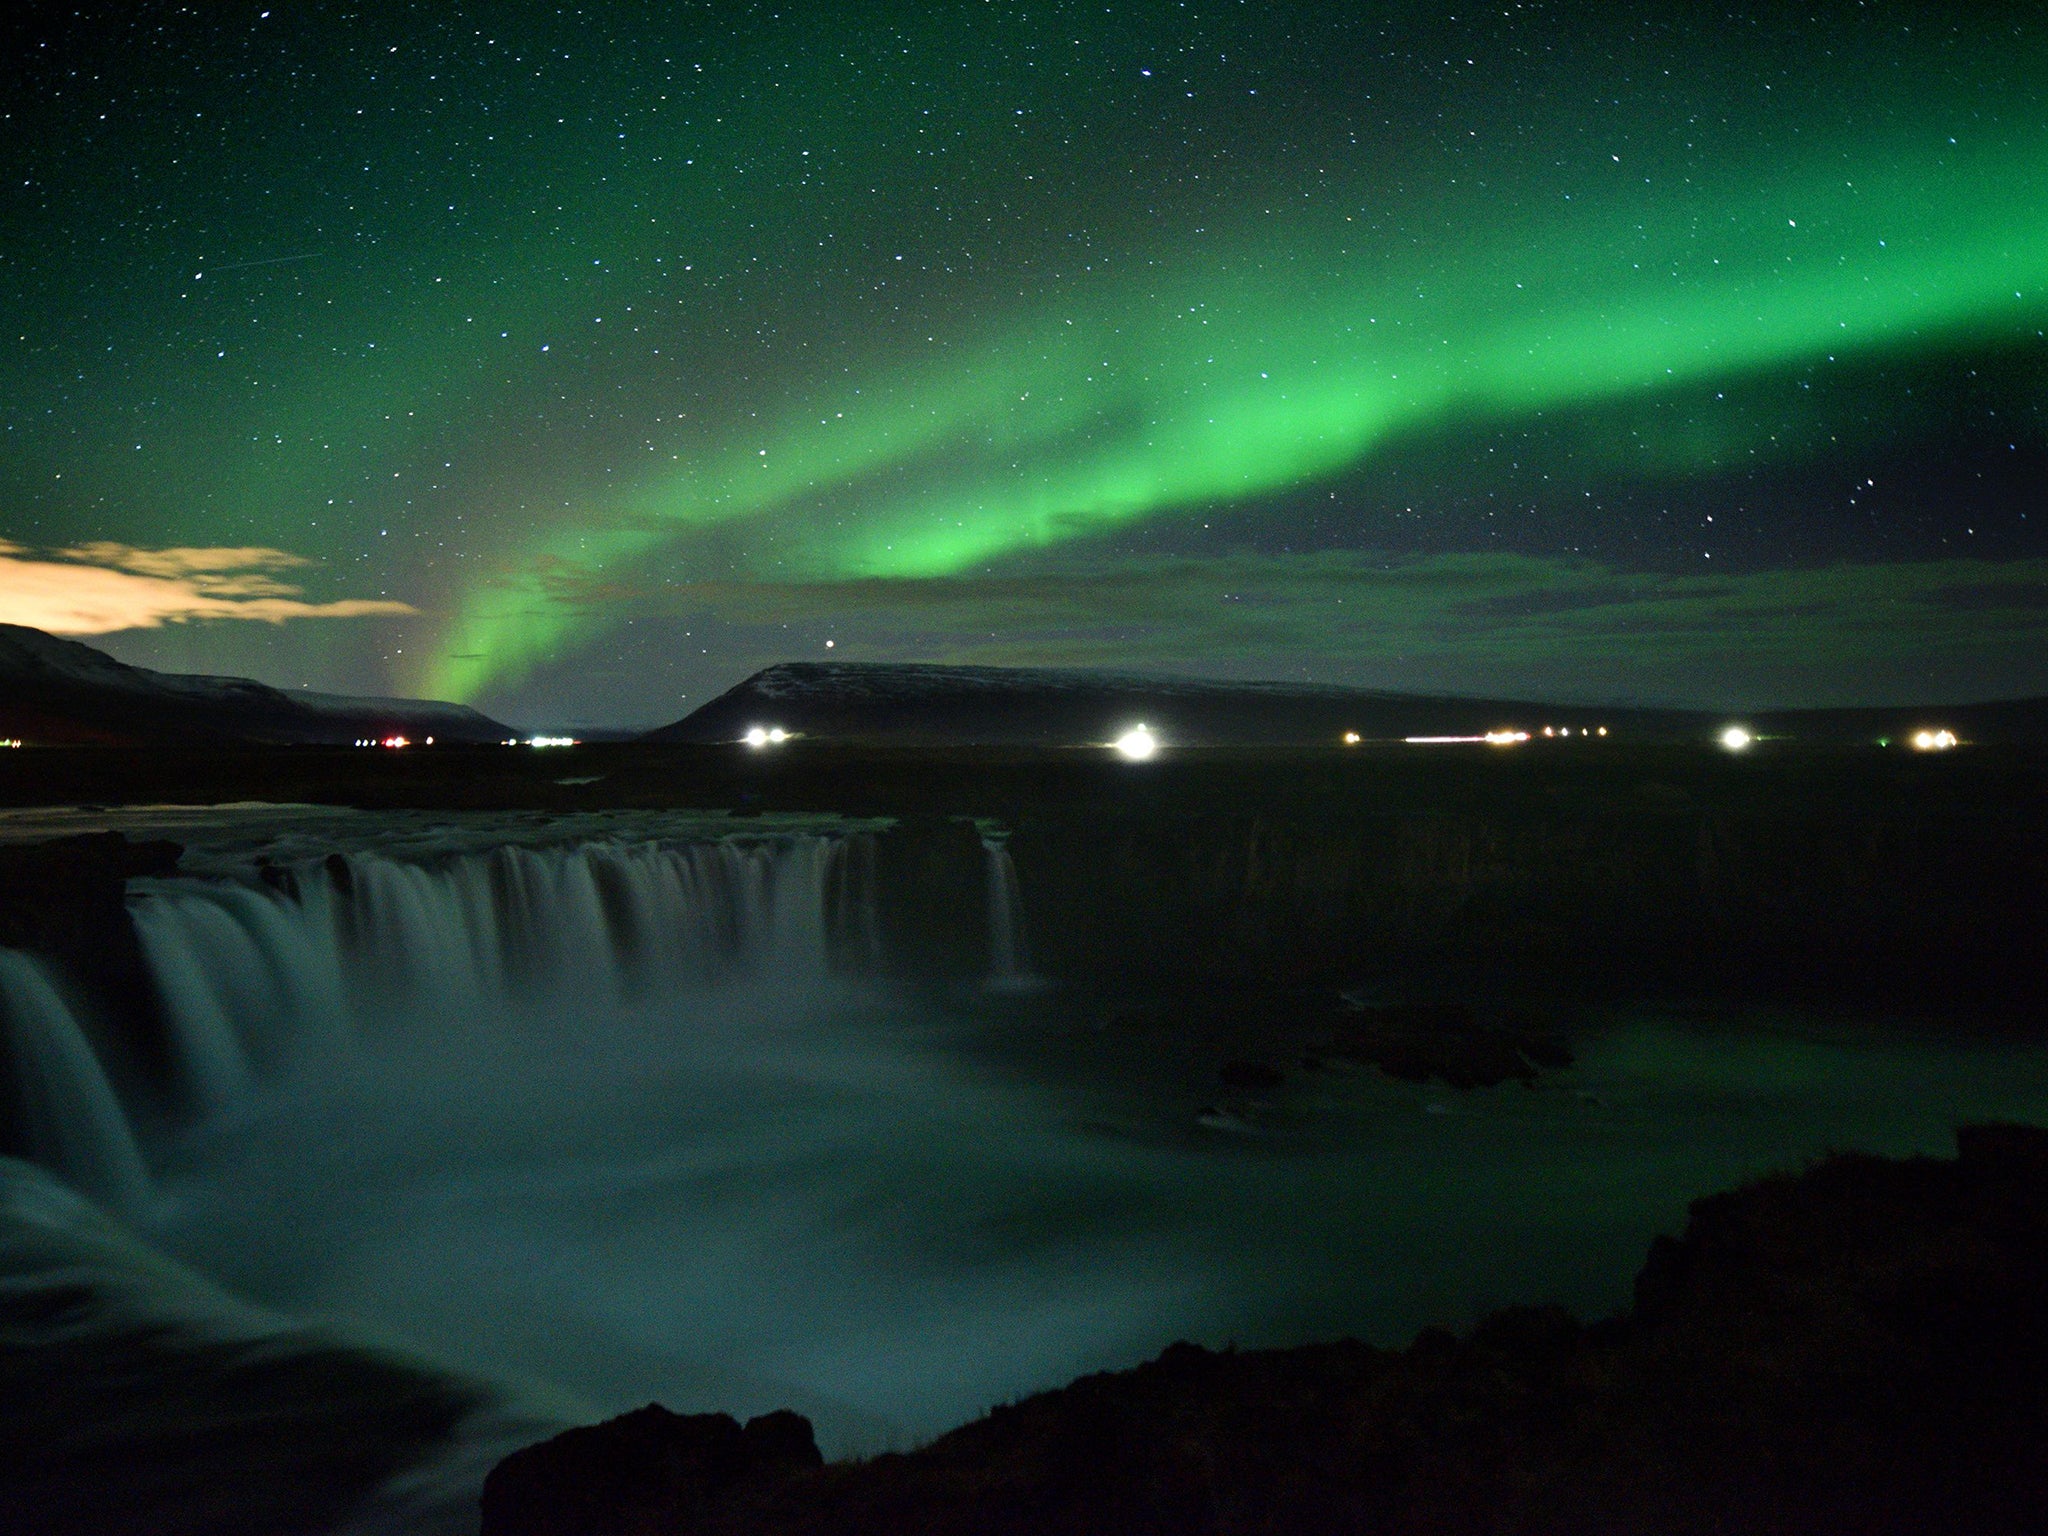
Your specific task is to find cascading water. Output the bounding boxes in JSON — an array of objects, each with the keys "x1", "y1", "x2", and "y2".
[
  {"x1": 981, "y1": 834, "x2": 1033, "y2": 988},
  {"x1": 6, "y1": 806, "x2": 2048, "y2": 1535},
  {"x1": 0, "y1": 949, "x2": 154, "y2": 1218},
  {"x1": 120, "y1": 835, "x2": 855, "y2": 1120},
  {"x1": 0, "y1": 824, "x2": 876, "y2": 1534}
]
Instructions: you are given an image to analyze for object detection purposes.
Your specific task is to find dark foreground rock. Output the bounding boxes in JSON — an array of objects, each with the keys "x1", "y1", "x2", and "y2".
[
  {"x1": 483, "y1": 1122, "x2": 2048, "y2": 1535},
  {"x1": 482, "y1": 1406, "x2": 822, "y2": 1536}
]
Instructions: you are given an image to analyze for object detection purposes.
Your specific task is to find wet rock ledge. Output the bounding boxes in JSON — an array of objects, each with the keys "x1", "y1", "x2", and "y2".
[{"x1": 483, "y1": 1122, "x2": 2048, "y2": 1535}]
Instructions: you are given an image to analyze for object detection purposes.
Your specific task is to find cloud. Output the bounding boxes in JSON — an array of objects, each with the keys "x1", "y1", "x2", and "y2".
[{"x1": 0, "y1": 540, "x2": 416, "y2": 634}]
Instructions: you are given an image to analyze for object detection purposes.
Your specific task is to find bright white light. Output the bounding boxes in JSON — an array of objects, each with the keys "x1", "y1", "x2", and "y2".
[
  {"x1": 1485, "y1": 730, "x2": 1530, "y2": 746},
  {"x1": 1113, "y1": 724, "x2": 1158, "y2": 760},
  {"x1": 1911, "y1": 728, "x2": 1958, "y2": 751},
  {"x1": 381, "y1": 735, "x2": 410, "y2": 749},
  {"x1": 526, "y1": 735, "x2": 578, "y2": 748},
  {"x1": 768, "y1": 727, "x2": 789, "y2": 743},
  {"x1": 742, "y1": 726, "x2": 791, "y2": 748},
  {"x1": 1719, "y1": 726, "x2": 1754, "y2": 752},
  {"x1": 1342, "y1": 731, "x2": 1362, "y2": 745}
]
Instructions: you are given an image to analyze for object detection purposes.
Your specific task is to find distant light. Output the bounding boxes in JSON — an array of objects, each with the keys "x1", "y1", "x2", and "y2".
[
  {"x1": 768, "y1": 727, "x2": 789, "y2": 743},
  {"x1": 1406, "y1": 735, "x2": 1488, "y2": 744},
  {"x1": 743, "y1": 725, "x2": 790, "y2": 749},
  {"x1": 526, "y1": 735, "x2": 578, "y2": 748},
  {"x1": 1911, "y1": 728, "x2": 1958, "y2": 752},
  {"x1": 1719, "y1": 726, "x2": 1753, "y2": 752},
  {"x1": 1542, "y1": 726, "x2": 1555, "y2": 737},
  {"x1": 1485, "y1": 730, "x2": 1530, "y2": 746},
  {"x1": 0, "y1": 739, "x2": 21, "y2": 749},
  {"x1": 425, "y1": 736, "x2": 434, "y2": 746},
  {"x1": 1597, "y1": 726, "x2": 1609, "y2": 737},
  {"x1": 1113, "y1": 724, "x2": 1158, "y2": 760},
  {"x1": 381, "y1": 735, "x2": 410, "y2": 749},
  {"x1": 1342, "y1": 731, "x2": 1362, "y2": 745}
]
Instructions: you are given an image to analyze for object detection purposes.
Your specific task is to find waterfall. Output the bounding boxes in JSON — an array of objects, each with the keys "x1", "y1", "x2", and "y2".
[
  {"x1": 982, "y1": 835, "x2": 1032, "y2": 987},
  {"x1": 1, "y1": 833, "x2": 873, "y2": 1204},
  {"x1": 0, "y1": 950, "x2": 154, "y2": 1217}
]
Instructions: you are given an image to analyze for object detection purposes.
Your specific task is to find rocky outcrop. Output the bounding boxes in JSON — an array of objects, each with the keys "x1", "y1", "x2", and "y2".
[
  {"x1": 481, "y1": 1406, "x2": 822, "y2": 1536},
  {"x1": 1103, "y1": 990, "x2": 1575, "y2": 1092},
  {"x1": 870, "y1": 816, "x2": 988, "y2": 979},
  {"x1": 1005, "y1": 802, "x2": 2048, "y2": 1011},
  {"x1": 481, "y1": 1123, "x2": 2048, "y2": 1535}
]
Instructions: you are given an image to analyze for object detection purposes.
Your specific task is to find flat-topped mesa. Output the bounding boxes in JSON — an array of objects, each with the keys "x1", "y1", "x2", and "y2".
[
  {"x1": 0, "y1": 623, "x2": 511, "y2": 746},
  {"x1": 643, "y1": 660, "x2": 2048, "y2": 749},
  {"x1": 642, "y1": 661, "x2": 1681, "y2": 747}
]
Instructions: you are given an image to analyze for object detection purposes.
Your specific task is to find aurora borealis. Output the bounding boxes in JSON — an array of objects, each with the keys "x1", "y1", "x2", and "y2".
[{"x1": 5, "y1": 2, "x2": 2045, "y2": 725}]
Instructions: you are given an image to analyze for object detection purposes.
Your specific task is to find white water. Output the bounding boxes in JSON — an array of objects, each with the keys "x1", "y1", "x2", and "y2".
[
  {"x1": 982, "y1": 834, "x2": 1029, "y2": 984},
  {"x1": 0, "y1": 950, "x2": 154, "y2": 1217},
  {"x1": 125, "y1": 837, "x2": 847, "y2": 1114}
]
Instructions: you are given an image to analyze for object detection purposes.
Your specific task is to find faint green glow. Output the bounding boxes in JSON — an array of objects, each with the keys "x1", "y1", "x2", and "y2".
[{"x1": 428, "y1": 128, "x2": 2048, "y2": 701}]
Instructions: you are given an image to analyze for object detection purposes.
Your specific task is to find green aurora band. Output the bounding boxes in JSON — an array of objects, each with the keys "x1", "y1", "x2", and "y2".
[{"x1": 427, "y1": 125, "x2": 2048, "y2": 702}]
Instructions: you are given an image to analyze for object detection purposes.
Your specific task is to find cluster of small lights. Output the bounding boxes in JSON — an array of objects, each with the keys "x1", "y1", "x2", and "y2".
[
  {"x1": 1911, "y1": 729, "x2": 1959, "y2": 751},
  {"x1": 742, "y1": 726, "x2": 791, "y2": 748},
  {"x1": 1400, "y1": 728, "x2": 1570, "y2": 746},
  {"x1": 354, "y1": 735, "x2": 428, "y2": 748},
  {"x1": 1112, "y1": 724, "x2": 1158, "y2": 761},
  {"x1": 1539, "y1": 725, "x2": 1607, "y2": 738},
  {"x1": 525, "y1": 735, "x2": 579, "y2": 748},
  {"x1": 0, "y1": 739, "x2": 22, "y2": 749}
]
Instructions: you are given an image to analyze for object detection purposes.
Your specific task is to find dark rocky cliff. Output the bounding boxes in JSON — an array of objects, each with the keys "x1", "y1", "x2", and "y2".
[{"x1": 999, "y1": 800, "x2": 2047, "y2": 1011}]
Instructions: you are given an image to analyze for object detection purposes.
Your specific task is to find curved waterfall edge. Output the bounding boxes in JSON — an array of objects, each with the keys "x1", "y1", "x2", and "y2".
[{"x1": 0, "y1": 831, "x2": 899, "y2": 1209}]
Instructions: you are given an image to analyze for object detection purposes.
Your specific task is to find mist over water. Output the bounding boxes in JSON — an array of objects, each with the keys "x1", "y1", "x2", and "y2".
[
  {"x1": 152, "y1": 979, "x2": 2048, "y2": 1458},
  {"x1": 129, "y1": 841, "x2": 2048, "y2": 1455},
  {"x1": 5, "y1": 810, "x2": 2048, "y2": 1520}
]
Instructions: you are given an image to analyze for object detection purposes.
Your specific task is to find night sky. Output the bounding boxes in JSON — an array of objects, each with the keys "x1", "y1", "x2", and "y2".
[{"x1": 4, "y1": 1, "x2": 2045, "y2": 727}]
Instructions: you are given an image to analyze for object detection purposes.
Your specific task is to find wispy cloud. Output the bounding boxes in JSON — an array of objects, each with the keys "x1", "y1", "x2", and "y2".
[{"x1": 0, "y1": 540, "x2": 416, "y2": 634}]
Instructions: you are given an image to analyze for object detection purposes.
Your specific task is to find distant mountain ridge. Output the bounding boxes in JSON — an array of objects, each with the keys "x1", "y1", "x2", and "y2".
[
  {"x1": 0, "y1": 624, "x2": 510, "y2": 745},
  {"x1": 645, "y1": 661, "x2": 2048, "y2": 747}
]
